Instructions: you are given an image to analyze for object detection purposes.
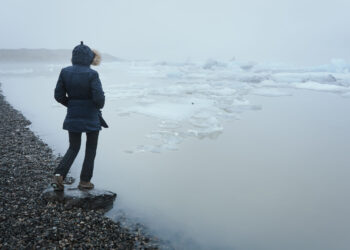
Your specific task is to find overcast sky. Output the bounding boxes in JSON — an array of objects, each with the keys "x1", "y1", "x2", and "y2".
[{"x1": 0, "y1": 0, "x2": 349, "y2": 65}]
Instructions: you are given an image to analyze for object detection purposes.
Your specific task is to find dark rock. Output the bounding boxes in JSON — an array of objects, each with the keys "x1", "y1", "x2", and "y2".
[{"x1": 41, "y1": 186, "x2": 117, "y2": 211}]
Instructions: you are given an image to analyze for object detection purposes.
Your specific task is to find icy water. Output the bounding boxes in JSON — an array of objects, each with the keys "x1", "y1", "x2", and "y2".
[{"x1": 1, "y1": 60, "x2": 350, "y2": 250}]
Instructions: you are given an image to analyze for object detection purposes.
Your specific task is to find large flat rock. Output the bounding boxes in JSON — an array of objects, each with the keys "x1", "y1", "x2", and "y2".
[{"x1": 41, "y1": 185, "x2": 117, "y2": 211}]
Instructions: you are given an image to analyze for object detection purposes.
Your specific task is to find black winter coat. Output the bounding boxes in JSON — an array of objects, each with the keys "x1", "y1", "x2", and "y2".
[{"x1": 54, "y1": 43, "x2": 105, "y2": 132}]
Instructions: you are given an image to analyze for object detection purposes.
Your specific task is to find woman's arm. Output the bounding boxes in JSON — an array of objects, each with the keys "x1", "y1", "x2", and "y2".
[
  {"x1": 54, "y1": 70, "x2": 68, "y2": 107},
  {"x1": 90, "y1": 71, "x2": 105, "y2": 109}
]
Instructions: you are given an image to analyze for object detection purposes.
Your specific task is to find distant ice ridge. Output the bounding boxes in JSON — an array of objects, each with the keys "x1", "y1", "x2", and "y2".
[{"x1": 99, "y1": 58, "x2": 350, "y2": 153}]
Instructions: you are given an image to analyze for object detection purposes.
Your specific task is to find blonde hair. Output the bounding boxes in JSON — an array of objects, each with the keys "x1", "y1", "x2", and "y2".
[{"x1": 91, "y1": 49, "x2": 101, "y2": 66}]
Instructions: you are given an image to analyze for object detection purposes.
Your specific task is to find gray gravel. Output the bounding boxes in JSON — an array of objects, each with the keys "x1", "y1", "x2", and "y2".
[{"x1": 0, "y1": 83, "x2": 160, "y2": 249}]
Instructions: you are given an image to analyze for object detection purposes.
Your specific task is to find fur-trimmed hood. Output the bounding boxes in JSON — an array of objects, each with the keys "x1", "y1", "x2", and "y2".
[
  {"x1": 71, "y1": 41, "x2": 101, "y2": 66},
  {"x1": 91, "y1": 49, "x2": 101, "y2": 66}
]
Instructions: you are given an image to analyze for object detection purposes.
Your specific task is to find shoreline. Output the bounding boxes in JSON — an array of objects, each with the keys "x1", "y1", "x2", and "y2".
[{"x1": 0, "y1": 83, "x2": 160, "y2": 249}]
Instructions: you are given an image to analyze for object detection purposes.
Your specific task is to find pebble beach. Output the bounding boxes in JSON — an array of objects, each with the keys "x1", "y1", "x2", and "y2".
[{"x1": 0, "y1": 83, "x2": 159, "y2": 249}]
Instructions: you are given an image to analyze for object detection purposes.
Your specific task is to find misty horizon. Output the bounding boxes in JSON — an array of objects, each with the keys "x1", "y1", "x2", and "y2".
[
  {"x1": 0, "y1": 48, "x2": 349, "y2": 68},
  {"x1": 1, "y1": 0, "x2": 350, "y2": 66}
]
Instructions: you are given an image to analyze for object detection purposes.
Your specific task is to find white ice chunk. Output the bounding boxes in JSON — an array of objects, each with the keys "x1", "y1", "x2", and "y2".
[
  {"x1": 187, "y1": 126, "x2": 223, "y2": 140},
  {"x1": 251, "y1": 88, "x2": 292, "y2": 97},
  {"x1": 207, "y1": 88, "x2": 237, "y2": 96},
  {"x1": 240, "y1": 62, "x2": 256, "y2": 71},
  {"x1": 313, "y1": 58, "x2": 350, "y2": 73},
  {"x1": 159, "y1": 120, "x2": 180, "y2": 129},
  {"x1": 202, "y1": 59, "x2": 227, "y2": 70},
  {"x1": 291, "y1": 81, "x2": 349, "y2": 93},
  {"x1": 147, "y1": 130, "x2": 183, "y2": 151},
  {"x1": 188, "y1": 113, "x2": 223, "y2": 139},
  {"x1": 238, "y1": 74, "x2": 269, "y2": 83},
  {"x1": 135, "y1": 145, "x2": 162, "y2": 153},
  {"x1": 121, "y1": 98, "x2": 213, "y2": 121}
]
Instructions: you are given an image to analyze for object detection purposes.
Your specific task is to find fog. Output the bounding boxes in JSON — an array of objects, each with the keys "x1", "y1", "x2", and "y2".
[
  {"x1": 1, "y1": 1, "x2": 350, "y2": 249},
  {"x1": 1, "y1": 60, "x2": 350, "y2": 249},
  {"x1": 1, "y1": 0, "x2": 350, "y2": 64}
]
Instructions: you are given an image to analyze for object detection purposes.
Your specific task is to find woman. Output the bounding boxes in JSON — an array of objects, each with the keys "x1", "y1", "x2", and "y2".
[{"x1": 51, "y1": 41, "x2": 106, "y2": 191}]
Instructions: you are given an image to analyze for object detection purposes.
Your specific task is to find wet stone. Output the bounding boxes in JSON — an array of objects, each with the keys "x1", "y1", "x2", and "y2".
[{"x1": 41, "y1": 186, "x2": 117, "y2": 211}]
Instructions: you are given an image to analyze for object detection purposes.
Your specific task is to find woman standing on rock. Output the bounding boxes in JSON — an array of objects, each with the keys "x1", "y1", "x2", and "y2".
[{"x1": 51, "y1": 41, "x2": 107, "y2": 191}]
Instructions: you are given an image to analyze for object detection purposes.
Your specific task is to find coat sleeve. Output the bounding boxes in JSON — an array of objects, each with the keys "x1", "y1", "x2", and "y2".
[
  {"x1": 90, "y1": 71, "x2": 105, "y2": 109},
  {"x1": 54, "y1": 70, "x2": 68, "y2": 107}
]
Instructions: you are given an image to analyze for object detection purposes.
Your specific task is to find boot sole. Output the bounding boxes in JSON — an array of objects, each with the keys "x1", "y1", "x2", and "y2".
[{"x1": 78, "y1": 185, "x2": 94, "y2": 190}]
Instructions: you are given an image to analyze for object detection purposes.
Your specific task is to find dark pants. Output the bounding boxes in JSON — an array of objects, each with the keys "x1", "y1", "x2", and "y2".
[{"x1": 54, "y1": 131, "x2": 99, "y2": 182}]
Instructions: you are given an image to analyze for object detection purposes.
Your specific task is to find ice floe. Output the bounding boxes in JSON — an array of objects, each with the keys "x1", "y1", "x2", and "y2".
[
  {"x1": 290, "y1": 81, "x2": 349, "y2": 92},
  {"x1": 251, "y1": 88, "x2": 292, "y2": 97},
  {"x1": 2, "y1": 58, "x2": 349, "y2": 153},
  {"x1": 94, "y1": 58, "x2": 350, "y2": 152}
]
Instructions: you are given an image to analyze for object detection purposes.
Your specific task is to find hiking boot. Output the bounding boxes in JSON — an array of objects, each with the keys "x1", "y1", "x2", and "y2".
[
  {"x1": 78, "y1": 181, "x2": 94, "y2": 190},
  {"x1": 51, "y1": 174, "x2": 64, "y2": 191}
]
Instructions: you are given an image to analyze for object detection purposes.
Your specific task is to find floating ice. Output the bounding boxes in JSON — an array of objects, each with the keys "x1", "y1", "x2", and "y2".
[
  {"x1": 240, "y1": 62, "x2": 256, "y2": 71},
  {"x1": 290, "y1": 81, "x2": 349, "y2": 93},
  {"x1": 135, "y1": 144, "x2": 163, "y2": 153},
  {"x1": 159, "y1": 120, "x2": 180, "y2": 129},
  {"x1": 312, "y1": 58, "x2": 350, "y2": 73},
  {"x1": 188, "y1": 113, "x2": 223, "y2": 139},
  {"x1": 147, "y1": 131, "x2": 183, "y2": 150},
  {"x1": 4, "y1": 57, "x2": 349, "y2": 153},
  {"x1": 251, "y1": 88, "x2": 292, "y2": 97},
  {"x1": 202, "y1": 59, "x2": 227, "y2": 70},
  {"x1": 101, "y1": 58, "x2": 350, "y2": 153},
  {"x1": 119, "y1": 98, "x2": 213, "y2": 121}
]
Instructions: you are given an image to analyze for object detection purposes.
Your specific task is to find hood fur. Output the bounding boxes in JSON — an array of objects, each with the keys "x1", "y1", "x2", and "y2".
[{"x1": 91, "y1": 49, "x2": 101, "y2": 66}]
